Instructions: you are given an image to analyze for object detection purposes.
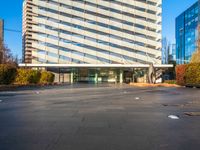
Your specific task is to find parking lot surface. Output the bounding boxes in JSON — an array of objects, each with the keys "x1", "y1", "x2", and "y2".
[{"x1": 0, "y1": 84, "x2": 200, "y2": 150}]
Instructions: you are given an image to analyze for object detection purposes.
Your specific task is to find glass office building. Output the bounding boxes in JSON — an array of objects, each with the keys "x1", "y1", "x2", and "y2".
[
  {"x1": 22, "y1": 0, "x2": 162, "y2": 83},
  {"x1": 176, "y1": 1, "x2": 199, "y2": 64}
]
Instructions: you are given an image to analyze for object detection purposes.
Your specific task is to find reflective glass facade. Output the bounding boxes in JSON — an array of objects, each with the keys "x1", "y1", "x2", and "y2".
[
  {"x1": 176, "y1": 1, "x2": 199, "y2": 64},
  {"x1": 23, "y1": 0, "x2": 162, "y2": 65}
]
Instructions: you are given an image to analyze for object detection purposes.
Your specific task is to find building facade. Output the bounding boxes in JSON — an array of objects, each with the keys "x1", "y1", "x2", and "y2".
[
  {"x1": 162, "y1": 37, "x2": 170, "y2": 64},
  {"x1": 162, "y1": 38, "x2": 176, "y2": 64},
  {"x1": 176, "y1": 1, "x2": 199, "y2": 64},
  {"x1": 169, "y1": 44, "x2": 176, "y2": 62},
  {"x1": 22, "y1": 0, "x2": 162, "y2": 83},
  {"x1": 0, "y1": 19, "x2": 4, "y2": 64}
]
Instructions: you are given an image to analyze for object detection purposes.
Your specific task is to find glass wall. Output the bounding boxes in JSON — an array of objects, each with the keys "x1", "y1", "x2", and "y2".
[{"x1": 176, "y1": 2, "x2": 198, "y2": 64}]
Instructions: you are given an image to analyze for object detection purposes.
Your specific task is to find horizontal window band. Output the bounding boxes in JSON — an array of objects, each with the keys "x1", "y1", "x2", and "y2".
[
  {"x1": 44, "y1": 0, "x2": 157, "y2": 23},
  {"x1": 103, "y1": 0, "x2": 158, "y2": 7},
  {"x1": 36, "y1": 12, "x2": 158, "y2": 45},
  {"x1": 35, "y1": 49, "x2": 106, "y2": 64},
  {"x1": 32, "y1": 26, "x2": 158, "y2": 59},
  {"x1": 33, "y1": 38, "x2": 149, "y2": 64},
  {"x1": 36, "y1": 23, "x2": 156, "y2": 57},
  {"x1": 34, "y1": 43, "x2": 142, "y2": 64},
  {"x1": 36, "y1": 2, "x2": 158, "y2": 33},
  {"x1": 101, "y1": 0, "x2": 157, "y2": 14}
]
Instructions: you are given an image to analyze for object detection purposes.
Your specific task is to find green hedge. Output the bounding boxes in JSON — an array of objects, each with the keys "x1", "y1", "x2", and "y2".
[
  {"x1": 185, "y1": 63, "x2": 200, "y2": 85},
  {"x1": 164, "y1": 80, "x2": 177, "y2": 84},
  {"x1": 0, "y1": 64, "x2": 17, "y2": 85},
  {"x1": 15, "y1": 69, "x2": 41, "y2": 85},
  {"x1": 15, "y1": 69, "x2": 54, "y2": 85},
  {"x1": 0, "y1": 67, "x2": 55, "y2": 85},
  {"x1": 40, "y1": 71, "x2": 55, "y2": 84},
  {"x1": 176, "y1": 63, "x2": 200, "y2": 86}
]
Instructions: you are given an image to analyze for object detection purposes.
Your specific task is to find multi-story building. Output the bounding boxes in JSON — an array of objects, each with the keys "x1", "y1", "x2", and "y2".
[
  {"x1": 0, "y1": 19, "x2": 4, "y2": 63},
  {"x1": 169, "y1": 44, "x2": 176, "y2": 62},
  {"x1": 162, "y1": 37, "x2": 170, "y2": 64},
  {"x1": 22, "y1": 0, "x2": 163, "y2": 83},
  {"x1": 162, "y1": 38, "x2": 176, "y2": 64},
  {"x1": 176, "y1": 1, "x2": 199, "y2": 64}
]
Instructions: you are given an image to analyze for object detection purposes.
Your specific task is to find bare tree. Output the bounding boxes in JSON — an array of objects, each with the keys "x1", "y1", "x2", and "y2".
[
  {"x1": 0, "y1": 42, "x2": 17, "y2": 66},
  {"x1": 0, "y1": 37, "x2": 3, "y2": 64}
]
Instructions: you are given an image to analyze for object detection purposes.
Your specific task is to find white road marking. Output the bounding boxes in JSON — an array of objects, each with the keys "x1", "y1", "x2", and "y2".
[{"x1": 168, "y1": 115, "x2": 179, "y2": 120}]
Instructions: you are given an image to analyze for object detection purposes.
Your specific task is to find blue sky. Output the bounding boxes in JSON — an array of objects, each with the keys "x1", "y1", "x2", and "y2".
[{"x1": 0, "y1": 0, "x2": 198, "y2": 59}]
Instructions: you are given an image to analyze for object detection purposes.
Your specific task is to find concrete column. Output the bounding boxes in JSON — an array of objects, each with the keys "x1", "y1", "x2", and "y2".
[
  {"x1": 132, "y1": 74, "x2": 135, "y2": 83},
  {"x1": 58, "y1": 68, "x2": 60, "y2": 83},
  {"x1": 115, "y1": 75, "x2": 117, "y2": 84},
  {"x1": 95, "y1": 72, "x2": 98, "y2": 84},
  {"x1": 70, "y1": 72, "x2": 74, "y2": 84},
  {"x1": 120, "y1": 70, "x2": 123, "y2": 84}
]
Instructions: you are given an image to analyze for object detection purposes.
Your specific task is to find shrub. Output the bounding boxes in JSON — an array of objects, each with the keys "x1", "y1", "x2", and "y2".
[
  {"x1": 0, "y1": 64, "x2": 17, "y2": 85},
  {"x1": 15, "y1": 69, "x2": 28, "y2": 84},
  {"x1": 164, "y1": 80, "x2": 176, "y2": 84},
  {"x1": 191, "y1": 50, "x2": 200, "y2": 63},
  {"x1": 176, "y1": 64, "x2": 187, "y2": 86},
  {"x1": 29, "y1": 70, "x2": 41, "y2": 84},
  {"x1": 15, "y1": 69, "x2": 41, "y2": 85},
  {"x1": 185, "y1": 63, "x2": 200, "y2": 85},
  {"x1": 40, "y1": 71, "x2": 55, "y2": 84}
]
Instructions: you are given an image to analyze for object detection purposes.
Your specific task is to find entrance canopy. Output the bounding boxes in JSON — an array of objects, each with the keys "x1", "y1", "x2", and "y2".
[
  {"x1": 19, "y1": 64, "x2": 174, "y2": 83},
  {"x1": 19, "y1": 64, "x2": 173, "y2": 68}
]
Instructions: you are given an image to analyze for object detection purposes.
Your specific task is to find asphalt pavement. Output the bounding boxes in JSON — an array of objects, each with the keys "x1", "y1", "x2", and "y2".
[{"x1": 0, "y1": 84, "x2": 200, "y2": 150}]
